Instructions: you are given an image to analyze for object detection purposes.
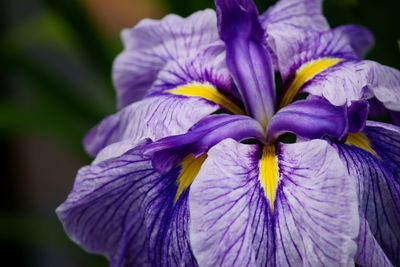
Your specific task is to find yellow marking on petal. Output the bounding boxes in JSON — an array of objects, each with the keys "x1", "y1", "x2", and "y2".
[
  {"x1": 346, "y1": 132, "x2": 378, "y2": 157},
  {"x1": 174, "y1": 153, "x2": 208, "y2": 203},
  {"x1": 279, "y1": 58, "x2": 345, "y2": 108},
  {"x1": 165, "y1": 82, "x2": 245, "y2": 115},
  {"x1": 258, "y1": 145, "x2": 279, "y2": 211}
]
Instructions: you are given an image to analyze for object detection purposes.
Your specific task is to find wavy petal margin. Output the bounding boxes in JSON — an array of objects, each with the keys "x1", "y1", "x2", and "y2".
[{"x1": 113, "y1": 9, "x2": 220, "y2": 108}]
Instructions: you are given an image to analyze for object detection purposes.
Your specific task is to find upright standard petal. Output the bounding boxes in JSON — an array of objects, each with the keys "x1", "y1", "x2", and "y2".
[
  {"x1": 189, "y1": 138, "x2": 359, "y2": 266},
  {"x1": 266, "y1": 98, "x2": 350, "y2": 142},
  {"x1": 113, "y1": 9, "x2": 220, "y2": 108},
  {"x1": 333, "y1": 121, "x2": 400, "y2": 265},
  {"x1": 57, "y1": 143, "x2": 201, "y2": 266},
  {"x1": 216, "y1": 0, "x2": 275, "y2": 127},
  {"x1": 261, "y1": 0, "x2": 329, "y2": 32},
  {"x1": 84, "y1": 95, "x2": 218, "y2": 157}
]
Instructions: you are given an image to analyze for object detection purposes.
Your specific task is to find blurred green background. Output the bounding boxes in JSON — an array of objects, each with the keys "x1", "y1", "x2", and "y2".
[{"x1": 1, "y1": 0, "x2": 399, "y2": 266}]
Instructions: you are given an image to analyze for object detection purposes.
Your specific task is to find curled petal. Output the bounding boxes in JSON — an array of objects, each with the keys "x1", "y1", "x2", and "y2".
[
  {"x1": 266, "y1": 98, "x2": 350, "y2": 142},
  {"x1": 144, "y1": 114, "x2": 265, "y2": 173},
  {"x1": 189, "y1": 138, "x2": 359, "y2": 266},
  {"x1": 364, "y1": 61, "x2": 400, "y2": 111},
  {"x1": 303, "y1": 60, "x2": 400, "y2": 111}
]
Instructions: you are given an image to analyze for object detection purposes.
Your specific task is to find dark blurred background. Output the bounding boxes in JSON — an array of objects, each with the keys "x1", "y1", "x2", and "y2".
[{"x1": 1, "y1": 0, "x2": 399, "y2": 266}]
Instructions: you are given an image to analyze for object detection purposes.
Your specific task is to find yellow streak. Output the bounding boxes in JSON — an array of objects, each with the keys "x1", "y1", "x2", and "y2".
[
  {"x1": 280, "y1": 58, "x2": 344, "y2": 108},
  {"x1": 174, "y1": 153, "x2": 208, "y2": 203},
  {"x1": 165, "y1": 82, "x2": 245, "y2": 115},
  {"x1": 346, "y1": 132, "x2": 378, "y2": 157},
  {"x1": 258, "y1": 145, "x2": 279, "y2": 211}
]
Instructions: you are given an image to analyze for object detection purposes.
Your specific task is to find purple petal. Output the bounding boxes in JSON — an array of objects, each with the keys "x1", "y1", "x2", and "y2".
[
  {"x1": 261, "y1": 0, "x2": 329, "y2": 32},
  {"x1": 189, "y1": 138, "x2": 359, "y2": 266},
  {"x1": 266, "y1": 98, "x2": 349, "y2": 142},
  {"x1": 113, "y1": 9, "x2": 221, "y2": 108},
  {"x1": 303, "y1": 60, "x2": 400, "y2": 110},
  {"x1": 348, "y1": 100, "x2": 369, "y2": 133},
  {"x1": 355, "y1": 217, "x2": 392, "y2": 266},
  {"x1": 84, "y1": 95, "x2": 218, "y2": 157},
  {"x1": 216, "y1": 0, "x2": 275, "y2": 127},
  {"x1": 144, "y1": 114, "x2": 264, "y2": 173},
  {"x1": 333, "y1": 121, "x2": 400, "y2": 264},
  {"x1": 389, "y1": 110, "x2": 400, "y2": 126},
  {"x1": 57, "y1": 145, "x2": 198, "y2": 266}
]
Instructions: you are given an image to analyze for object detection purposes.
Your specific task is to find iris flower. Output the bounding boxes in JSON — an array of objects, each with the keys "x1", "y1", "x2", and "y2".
[{"x1": 57, "y1": 0, "x2": 400, "y2": 266}]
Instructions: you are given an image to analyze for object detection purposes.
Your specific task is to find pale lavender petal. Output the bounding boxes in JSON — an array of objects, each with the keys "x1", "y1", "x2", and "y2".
[
  {"x1": 333, "y1": 121, "x2": 400, "y2": 264},
  {"x1": 113, "y1": 9, "x2": 220, "y2": 108},
  {"x1": 266, "y1": 98, "x2": 349, "y2": 142},
  {"x1": 56, "y1": 148, "x2": 153, "y2": 266},
  {"x1": 189, "y1": 138, "x2": 359, "y2": 266},
  {"x1": 152, "y1": 42, "x2": 233, "y2": 96},
  {"x1": 363, "y1": 61, "x2": 400, "y2": 111},
  {"x1": 302, "y1": 60, "x2": 368, "y2": 106},
  {"x1": 216, "y1": 0, "x2": 275, "y2": 127},
  {"x1": 84, "y1": 95, "x2": 218, "y2": 157},
  {"x1": 144, "y1": 114, "x2": 264, "y2": 173},
  {"x1": 303, "y1": 60, "x2": 400, "y2": 110},
  {"x1": 261, "y1": 0, "x2": 329, "y2": 31},
  {"x1": 57, "y1": 145, "x2": 197, "y2": 266},
  {"x1": 268, "y1": 25, "x2": 373, "y2": 80}
]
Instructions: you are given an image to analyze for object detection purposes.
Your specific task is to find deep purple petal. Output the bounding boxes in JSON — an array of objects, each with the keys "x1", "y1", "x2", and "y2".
[
  {"x1": 113, "y1": 9, "x2": 221, "y2": 108},
  {"x1": 189, "y1": 138, "x2": 359, "y2": 266},
  {"x1": 348, "y1": 100, "x2": 369, "y2": 133},
  {"x1": 57, "y1": 145, "x2": 198, "y2": 266},
  {"x1": 355, "y1": 217, "x2": 392, "y2": 267},
  {"x1": 389, "y1": 110, "x2": 400, "y2": 126},
  {"x1": 332, "y1": 121, "x2": 400, "y2": 264},
  {"x1": 144, "y1": 114, "x2": 264, "y2": 173},
  {"x1": 216, "y1": 0, "x2": 275, "y2": 126},
  {"x1": 266, "y1": 98, "x2": 349, "y2": 142},
  {"x1": 261, "y1": 0, "x2": 329, "y2": 32},
  {"x1": 84, "y1": 95, "x2": 218, "y2": 157}
]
